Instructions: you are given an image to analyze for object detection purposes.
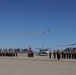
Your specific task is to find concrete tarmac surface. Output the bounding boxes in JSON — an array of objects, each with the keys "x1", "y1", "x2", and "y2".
[{"x1": 0, "y1": 54, "x2": 76, "y2": 75}]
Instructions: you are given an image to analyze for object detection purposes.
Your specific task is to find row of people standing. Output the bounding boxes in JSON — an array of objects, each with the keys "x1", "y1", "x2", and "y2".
[
  {"x1": 0, "y1": 50, "x2": 17, "y2": 57},
  {"x1": 49, "y1": 49, "x2": 76, "y2": 60},
  {"x1": 52, "y1": 50, "x2": 61, "y2": 60},
  {"x1": 49, "y1": 50, "x2": 60, "y2": 60},
  {"x1": 60, "y1": 50, "x2": 76, "y2": 59}
]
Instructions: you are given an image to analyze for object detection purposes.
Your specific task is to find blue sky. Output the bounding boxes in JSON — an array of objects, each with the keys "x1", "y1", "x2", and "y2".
[{"x1": 0, "y1": 0, "x2": 76, "y2": 51}]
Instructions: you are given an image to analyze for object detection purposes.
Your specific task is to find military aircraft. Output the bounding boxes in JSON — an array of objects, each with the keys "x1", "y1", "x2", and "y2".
[
  {"x1": 0, "y1": 30, "x2": 50, "y2": 55},
  {"x1": 0, "y1": 30, "x2": 50, "y2": 37},
  {"x1": 36, "y1": 45, "x2": 50, "y2": 56}
]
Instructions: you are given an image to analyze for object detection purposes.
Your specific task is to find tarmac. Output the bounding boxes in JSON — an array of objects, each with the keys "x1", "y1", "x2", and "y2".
[{"x1": 0, "y1": 53, "x2": 76, "y2": 75}]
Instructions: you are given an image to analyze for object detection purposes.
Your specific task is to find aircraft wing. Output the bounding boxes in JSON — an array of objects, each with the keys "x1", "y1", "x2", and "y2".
[
  {"x1": 36, "y1": 48, "x2": 42, "y2": 49},
  {"x1": 59, "y1": 43, "x2": 76, "y2": 47}
]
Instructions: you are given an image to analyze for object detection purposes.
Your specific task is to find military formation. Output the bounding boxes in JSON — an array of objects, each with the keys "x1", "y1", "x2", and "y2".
[
  {"x1": 49, "y1": 48, "x2": 76, "y2": 60},
  {"x1": 0, "y1": 47, "x2": 76, "y2": 61},
  {"x1": 0, "y1": 47, "x2": 34, "y2": 57},
  {"x1": 0, "y1": 50, "x2": 17, "y2": 57}
]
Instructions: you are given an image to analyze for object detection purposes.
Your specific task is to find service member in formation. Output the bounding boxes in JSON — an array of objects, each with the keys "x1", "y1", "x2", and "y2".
[
  {"x1": 12, "y1": 51, "x2": 15, "y2": 57},
  {"x1": 3, "y1": 51, "x2": 5, "y2": 57},
  {"x1": 15, "y1": 51, "x2": 18, "y2": 57},
  {"x1": 66, "y1": 50, "x2": 69, "y2": 59},
  {"x1": 7, "y1": 51, "x2": 9, "y2": 57},
  {"x1": 72, "y1": 50, "x2": 75, "y2": 59},
  {"x1": 53, "y1": 50, "x2": 56, "y2": 59},
  {"x1": 57, "y1": 49, "x2": 61, "y2": 60},
  {"x1": 69, "y1": 50, "x2": 71, "y2": 59},
  {"x1": 1, "y1": 51, "x2": 2, "y2": 56},
  {"x1": 75, "y1": 50, "x2": 76, "y2": 59},
  {"x1": 49, "y1": 51, "x2": 51, "y2": 58},
  {"x1": 63, "y1": 50, "x2": 66, "y2": 59},
  {"x1": 61, "y1": 50, "x2": 64, "y2": 59},
  {"x1": 0, "y1": 51, "x2": 1, "y2": 56}
]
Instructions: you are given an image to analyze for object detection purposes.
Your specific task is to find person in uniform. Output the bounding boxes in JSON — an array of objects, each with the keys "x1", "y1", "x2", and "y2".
[
  {"x1": 28, "y1": 47, "x2": 34, "y2": 57},
  {"x1": 12, "y1": 51, "x2": 15, "y2": 57},
  {"x1": 10, "y1": 51, "x2": 12, "y2": 57},
  {"x1": 57, "y1": 49, "x2": 61, "y2": 60},
  {"x1": 49, "y1": 51, "x2": 51, "y2": 58},
  {"x1": 6, "y1": 51, "x2": 8, "y2": 56},
  {"x1": 7, "y1": 51, "x2": 9, "y2": 57},
  {"x1": 69, "y1": 50, "x2": 71, "y2": 59},
  {"x1": 63, "y1": 50, "x2": 66, "y2": 59},
  {"x1": 74, "y1": 50, "x2": 76, "y2": 59},
  {"x1": 15, "y1": 51, "x2": 18, "y2": 57},
  {"x1": 3, "y1": 51, "x2": 5, "y2": 57},
  {"x1": 66, "y1": 50, "x2": 69, "y2": 59},
  {"x1": 0, "y1": 51, "x2": 1, "y2": 56},
  {"x1": 1, "y1": 51, "x2": 2, "y2": 56},
  {"x1": 53, "y1": 50, "x2": 56, "y2": 59},
  {"x1": 4, "y1": 50, "x2": 6, "y2": 56},
  {"x1": 72, "y1": 50, "x2": 75, "y2": 59},
  {"x1": 61, "y1": 50, "x2": 64, "y2": 59}
]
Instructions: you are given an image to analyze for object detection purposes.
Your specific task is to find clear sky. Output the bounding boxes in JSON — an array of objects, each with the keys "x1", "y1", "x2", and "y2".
[{"x1": 0, "y1": 0, "x2": 76, "y2": 51}]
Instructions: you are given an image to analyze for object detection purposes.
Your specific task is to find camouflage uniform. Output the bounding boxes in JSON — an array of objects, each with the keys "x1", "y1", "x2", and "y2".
[
  {"x1": 63, "y1": 50, "x2": 66, "y2": 59},
  {"x1": 75, "y1": 50, "x2": 76, "y2": 59},
  {"x1": 69, "y1": 50, "x2": 71, "y2": 59},
  {"x1": 49, "y1": 51, "x2": 51, "y2": 58},
  {"x1": 61, "y1": 50, "x2": 64, "y2": 59},
  {"x1": 57, "y1": 50, "x2": 61, "y2": 60},
  {"x1": 72, "y1": 50, "x2": 75, "y2": 59},
  {"x1": 53, "y1": 50, "x2": 56, "y2": 59},
  {"x1": 66, "y1": 50, "x2": 69, "y2": 59}
]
